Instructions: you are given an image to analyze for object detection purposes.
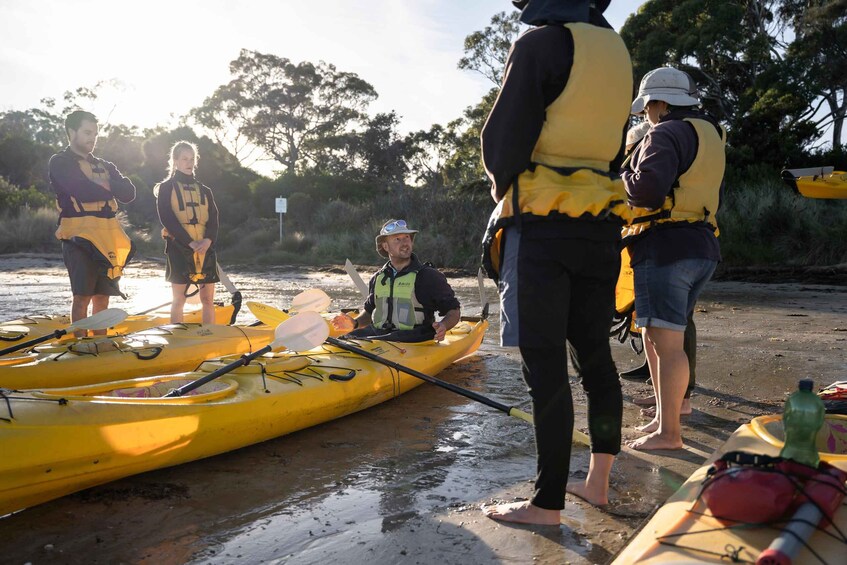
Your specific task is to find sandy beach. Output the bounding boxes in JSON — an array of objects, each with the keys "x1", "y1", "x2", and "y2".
[{"x1": 0, "y1": 255, "x2": 845, "y2": 564}]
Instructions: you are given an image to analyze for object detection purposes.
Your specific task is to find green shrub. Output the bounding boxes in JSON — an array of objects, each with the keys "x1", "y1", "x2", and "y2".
[
  {"x1": 719, "y1": 178, "x2": 847, "y2": 266},
  {"x1": 0, "y1": 206, "x2": 59, "y2": 253},
  {"x1": 0, "y1": 176, "x2": 52, "y2": 213}
]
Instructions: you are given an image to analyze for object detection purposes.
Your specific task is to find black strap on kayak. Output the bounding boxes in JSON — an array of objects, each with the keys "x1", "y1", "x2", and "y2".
[{"x1": 0, "y1": 389, "x2": 68, "y2": 422}]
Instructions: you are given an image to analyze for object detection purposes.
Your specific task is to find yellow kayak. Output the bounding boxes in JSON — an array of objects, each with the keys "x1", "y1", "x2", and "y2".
[
  {"x1": 0, "y1": 317, "x2": 487, "y2": 517},
  {"x1": 0, "y1": 322, "x2": 274, "y2": 389},
  {"x1": 612, "y1": 414, "x2": 847, "y2": 564},
  {"x1": 782, "y1": 166, "x2": 847, "y2": 199},
  {"x1": 0, "y1": 304, "x2": 235, "y2": 344}
]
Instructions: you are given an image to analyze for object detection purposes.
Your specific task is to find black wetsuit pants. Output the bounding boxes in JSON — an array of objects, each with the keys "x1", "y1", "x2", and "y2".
[{"x1": 507, "y1": 232, "x2": 623, "y2": 511}]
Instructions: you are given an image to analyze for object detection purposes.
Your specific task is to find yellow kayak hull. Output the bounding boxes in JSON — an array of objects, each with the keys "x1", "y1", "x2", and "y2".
[
  {"x1": 0, "y1": 317, "x2": 487, "y2": 517},
  {"x1": 783, "y1": 167, "x2": 847, "y2": 199},
  {"x1": 0, "y1": 323, "x2": 274, "y2": 389},
  {"x1": 612, "y1": 414, "x2": 847, "y2": 564},
  {"x1": 0, "y1": 304, "x2": 235, "y2": 343}
]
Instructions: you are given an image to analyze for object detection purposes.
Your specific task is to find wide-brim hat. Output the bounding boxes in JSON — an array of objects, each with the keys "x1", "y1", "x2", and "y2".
[
  {"x1": 375, "y1": 219, "x2": 418, "y2": 258},
  {"x1": 631, "y1": 67, "x2": 700, "y2": 115}
]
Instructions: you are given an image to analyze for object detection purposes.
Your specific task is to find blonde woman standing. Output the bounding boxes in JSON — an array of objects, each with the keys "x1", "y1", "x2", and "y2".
[{"x1": 154, "y1": 141, "x2": 220, "y2": 324}]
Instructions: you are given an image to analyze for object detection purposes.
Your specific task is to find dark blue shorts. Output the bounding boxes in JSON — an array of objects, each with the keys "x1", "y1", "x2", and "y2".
[{"x1": 633, "y1": 257, "x2": 717, "y2": 331}]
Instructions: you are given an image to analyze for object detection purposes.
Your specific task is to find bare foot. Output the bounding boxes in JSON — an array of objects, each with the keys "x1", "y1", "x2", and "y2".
[
  {"x1": 640, "y1": 397, "x2": 692, "y2": 418},
  {"x1": 482, "y1": 501, "x2": 561, "y2": 525},
  {"x1": 637, "y1": 417, "x2": 659, "y2": 433},
  {"x1": 633, "y1": 394, "x2": 656, "y2": 406},
  {"x1": 626, "y1": 432, "x2": 684, "y2": 451},
  {"x1": 566, "y1": 481, "x2": 609, "y2": 506}
]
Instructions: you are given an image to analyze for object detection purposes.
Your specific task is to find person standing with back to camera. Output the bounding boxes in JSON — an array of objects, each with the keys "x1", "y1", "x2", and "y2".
[
  {"x1": 48, "y1": 110, "x2": 136, "y2": 336},
  {"x1": 480, "y1": 0, "x2": 633, "y2": 524},
  {"x1": 154, "y1": 141, "x2": 220, "y2": 324},
  {"x1": 621, "y1": 67, "x2": 725, "y2": 450}
]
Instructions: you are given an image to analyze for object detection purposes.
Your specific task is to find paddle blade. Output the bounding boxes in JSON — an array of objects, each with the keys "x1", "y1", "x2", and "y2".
[
  {"x1": 345, "y1": 259, "x2": 369, "y2": 299},
  {"x1": 290, "y1": 289, "x2": 331, "y2": 313},
  {"x1": 68, "y1": 308, "x2": 128, "y2": 331},
  {"x1": 247, "y1": 301, "x2": 290, "y2": 326},
  {"x1": 272, "y1": 311, "x2": 329, "y2": 351}
]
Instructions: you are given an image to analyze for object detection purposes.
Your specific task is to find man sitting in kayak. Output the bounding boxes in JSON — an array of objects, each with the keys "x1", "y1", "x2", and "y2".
[{"x1": 331, "y1": 220, "x2": 461, "y2": 342}]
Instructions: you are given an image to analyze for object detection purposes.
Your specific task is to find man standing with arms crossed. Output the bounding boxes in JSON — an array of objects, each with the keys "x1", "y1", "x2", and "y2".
[{"x1": 49, "y1": 110, "x2": 136, "y2": 335}]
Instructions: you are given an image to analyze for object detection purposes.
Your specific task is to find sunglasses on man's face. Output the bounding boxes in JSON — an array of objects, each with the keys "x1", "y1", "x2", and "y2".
[{"x1": 382, "y1": 220, "x2": 407, "y2": 234}]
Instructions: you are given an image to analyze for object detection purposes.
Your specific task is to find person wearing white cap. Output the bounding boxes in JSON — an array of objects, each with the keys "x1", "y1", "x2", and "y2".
[
  {"x1": 620, "y1": 66, "x2": 726, "y2": 451},
  {"x1": 480, "y1": 0, "x2": 632, "y2": 525},
  {"x1": 331, "y1": 219, "x2": 460, "y2": 342}
]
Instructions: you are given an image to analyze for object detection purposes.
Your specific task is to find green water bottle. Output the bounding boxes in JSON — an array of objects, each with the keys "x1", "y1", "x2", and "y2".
[{"x1": 779, "y1": 379, "x2": 825, "y2": 468}]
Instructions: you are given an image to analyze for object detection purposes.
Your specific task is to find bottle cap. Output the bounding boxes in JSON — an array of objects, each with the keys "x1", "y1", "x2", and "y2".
[{"x1": 798, "y1": 379, "x2": 814, "y2": 392}]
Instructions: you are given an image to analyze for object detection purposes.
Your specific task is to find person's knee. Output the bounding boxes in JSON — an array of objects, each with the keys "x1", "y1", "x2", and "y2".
[
  {"x1": 72, "y1": 295, "x2": 92, "y2": 308},
  {"x1": 644, "y1": 327, "x2": 684, "y2": 355}
]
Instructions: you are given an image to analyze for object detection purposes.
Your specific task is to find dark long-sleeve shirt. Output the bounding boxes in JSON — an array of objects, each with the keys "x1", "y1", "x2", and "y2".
[
  {"x1": 48, "y1": 147, "x2": 135, "y2": 217},
  {"x1": 621, "y1": 109, "x2": 723, "y2": 266},
  {"x1": 481, "y1": 13, "x2": 626, "y2": 202},
  {"x1": 155, "y1": 171, "x2": 219, "y2": 247}
]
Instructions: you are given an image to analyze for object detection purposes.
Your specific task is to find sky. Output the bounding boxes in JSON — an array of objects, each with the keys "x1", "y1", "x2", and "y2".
[{"x1": 0, "y1": 0, "x2": 646, "y2": 139}]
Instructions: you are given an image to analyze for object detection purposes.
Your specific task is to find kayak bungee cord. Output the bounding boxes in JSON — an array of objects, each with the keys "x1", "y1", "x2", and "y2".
[
  {"x1": 0, "y1": 389, "x2": 68, "y2": 422},
  {"x1": 652, "y1": 465, "x2": 847, "y2": 565}
]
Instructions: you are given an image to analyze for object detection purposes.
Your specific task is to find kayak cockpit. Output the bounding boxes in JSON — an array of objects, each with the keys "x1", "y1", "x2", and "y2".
[
  {"x1": 32, "y1": 375, "x2": 238, "y2": 403},
  {"x1": 751, "y1": 414, "x2": 847, "y2": 462}
]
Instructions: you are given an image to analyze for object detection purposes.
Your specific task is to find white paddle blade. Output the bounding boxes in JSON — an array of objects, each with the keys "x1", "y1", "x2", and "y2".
[
  {"x1": 290, "y1": 289, "x2": 332, "y2": 313},
  {"x1": 345, "y1": 259, "x2": 369, "y2": 299},
  {"x1": 273, "y1": 311, "x2": 329, "y2": 351},
  {"x1": 68, "y1": 308, "x2": 129, "y2": 331}
]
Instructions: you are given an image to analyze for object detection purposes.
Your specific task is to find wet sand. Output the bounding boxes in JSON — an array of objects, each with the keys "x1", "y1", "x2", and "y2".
[{"x1": 1, "y1": 254, "x2": 845, "y2": 564}]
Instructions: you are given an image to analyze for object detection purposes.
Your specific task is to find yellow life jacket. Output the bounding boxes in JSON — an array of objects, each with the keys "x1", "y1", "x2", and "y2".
[
  {"x1": 158, "y1": 180, "x2": 215, "y2": 283},
  {"x1": 622, "y1": 118, "x2": 726, "y2": 243},
  {"x1": 372, "y1": 268, "x2": 427, "y2": 331},
  {"x1": 162, "y1": 180, "x2": 211, "y2": 242},
  {"x1": 483, "y1": 23, "x2": 633, "y2": 280},
  {"x1": 55, "y1": 158, "x2": 133, "y2": 280}
]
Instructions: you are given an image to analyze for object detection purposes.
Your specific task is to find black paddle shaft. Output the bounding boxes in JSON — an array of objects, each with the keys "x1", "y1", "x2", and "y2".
[
  {"x1": 325, "y1": 337, "x2": 514, "y2": 415},
  {"x1": 0, "y1": 329, "x2": 66, "y2": 357},
  {"x1": 164, "y1": 344, "x2": 272, "y2": 397}
]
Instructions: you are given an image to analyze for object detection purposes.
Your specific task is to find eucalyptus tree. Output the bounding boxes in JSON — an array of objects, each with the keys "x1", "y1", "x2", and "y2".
[
  {"x1": 621, "y1": 0, "x2": 838, "y2": 170},
  {"x1": 780, "y1": 0, "x2": 846, "y2": 148},
  {"x1": 192, "y1": 50, "x2": 378, "y2": 175}
]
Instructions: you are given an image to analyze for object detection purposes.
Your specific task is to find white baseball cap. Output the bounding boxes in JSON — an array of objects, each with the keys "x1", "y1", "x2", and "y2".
[{"x1": 631, "y1": 67, "x2": 700, "y2": 115}]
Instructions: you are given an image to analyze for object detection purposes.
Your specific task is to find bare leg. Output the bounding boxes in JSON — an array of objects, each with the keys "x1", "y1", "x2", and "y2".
[
  {"x1": 71, "y1": 294, "x2": 93, "y2": 337},
  {"x1": 89, "y1": 295, "x2": 111, "y2": 335},
  {"x1": 628, "y1": 326, "x2": 686, "y2": 450},
  {"x1": 566, "y1": 453, "x2": 614, "y2": 506},
  {"x1": 640, "y1": 397, "x2": 692, "y2": 418},
  {"x1": 482, "y1": 501, "x2": 561, "y2": 525},
  {"x1": 199, "y1": 283, "x2": 216, "y2": 325},
  {"x1": 170, "y1": 284, "x2": 188, "y2": 323},
  {"x1": 637, "y1": 335, "x2": 660, "y2": 433}
]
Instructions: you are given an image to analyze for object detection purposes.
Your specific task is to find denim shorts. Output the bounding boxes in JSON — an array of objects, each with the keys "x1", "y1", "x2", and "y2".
[{"x1": 633, "y1": 257, "x2": 717, "y2": 331}]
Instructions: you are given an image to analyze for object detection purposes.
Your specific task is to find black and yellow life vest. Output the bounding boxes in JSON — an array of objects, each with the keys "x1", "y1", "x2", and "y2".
[
  {"x1": 482, "y1": 23, "x2": 633, "y2": 280},
  {"x1": 157, "y1": 179, "x2": 216, "y2": 283},
  {"x1": 55, "y1": 158, "x2": 133, "y2": 280},
  {"x1": 162, "y1": 180, "x2": 211, "y2": 242},
  {"x1": 372, "y1": 267, "x2": 428, "y2": 331},
  {"x1": 621, "y1": 118, "x2": 726, "y2": 243}
]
